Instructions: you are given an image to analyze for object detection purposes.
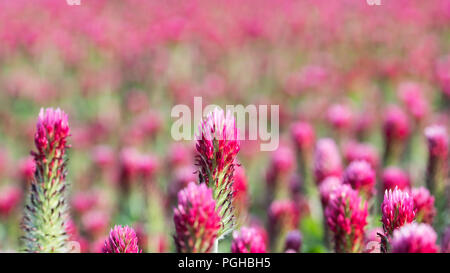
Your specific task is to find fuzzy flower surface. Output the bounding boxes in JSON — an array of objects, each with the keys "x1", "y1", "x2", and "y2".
[
  {"x1": 391, "y1": 223, "x2": 438, "y2": 253},
  {"x1": 173, "y1": 182, "x2": 221, "y2": 253},
  {"x1": 231, "y1": 226, "x2": 266, "y2": 253},
  {"x1": 411, "y1": 187, "x2": 436, "y2": 225},
  {"x1": 22, "y1": 108, "x2": 71, "y2": 253},
  {"x1": 325, "y1": 184, "x2": 368, "y2": 253},
  {"x1": 195, "y1": 108, "x2": 240, "y2": 239},
  {"x1": 342, "y1": 160, "x2": 376, "y2": 199},
  {"x1": 381, "y1": 188, "x2": 416, "y2": 236},
  {"x1": 103, "y1": 225, "x2": 141, "y2": 253},
  {"x1": 313, "y1": 138, "x2": 342, "y2": 184}
]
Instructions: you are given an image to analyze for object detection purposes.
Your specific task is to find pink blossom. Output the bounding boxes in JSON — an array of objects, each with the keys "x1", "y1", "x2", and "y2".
[
  {"x1": 343, "y1": 142, "x2": 379, "y2": 168},
  {"x1": 425, "y1": 125, "x2": 448, "y2": 158},
  {"x1": 325, "y1": 184, "x2": 368, "y2": 253},
  {"x1": 103, "y1": 225, "x2": 141, "y2": 253},
  {"x1": 391, "y1": 223, "x2": 438, "y2": 253},
  {"x1": 290, "y1": 121, "x2": 315, "y2": 152},
  {"x1": 381, "y1": 188, "x2": 416, "y2": 236},
  {"x1": 383, "y1": 106, "x2": 410, "y2": 142},
  {"x1": 319, "y1": 176, "x2": 342, "y2": 207},
  {"x1": 284, "y1": 230, "x2": 302, "y2": 253},
  {"x1": 326, "y1": 104, "x2": 353, "y2": 131},
  {"x1": 173, "y1": 182, "x2": 221, "y2": 253},
  {"x1": 382, "y1": 167, "x2": 411, "y2": 193},
  {"x1": 342, "y1": 160, "x2": 376, "y2": 199},
  {"x1": 231, "y1": 226, "x2": 266, "y2": 253},
  {"x1": 411, "y1": 187, "x2": 436, "y2": 225},
  {"x1": 313, "y1": 138, "x2": 342, "y2": 185}
]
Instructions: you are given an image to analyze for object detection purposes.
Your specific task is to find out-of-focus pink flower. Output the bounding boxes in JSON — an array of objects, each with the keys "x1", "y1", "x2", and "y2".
[
  {"x1": 91, "y1": 145, "x2": 114, "y2": 170},
  {"x1": 381, "y1": 188, "x2": 416, "y2": 236},
  {"x1": 173, "y1": 182, "x2": 221, "y2": 253},
  {"x1": 290, "y1": 121, "x2": 315, "y2": 152},
  {"x1": 266, "y1": 145, "x2": 295, "y2": 187},
  {"x1": 343, "y1": 142, "x2": 379, "y2": 168},
  {"x1": 137, "y1": 154, "x2": 159, "y2": 181},
  {"x1": 313, "y1": 138, "x2": 342, "y2": 185},
  {"x1": 398, "y1": 82, "x2": 429, "y2": 123},
  {"x1": 363, "y1": 227, "x2": 383, "y2": 253},
  {"x1": 383, "y1": 106, "x2": 410, "y2": 142},
  {"x1": 319, "y1": 176, "x2": 342, "y2": 208},
  {"x1": 18, "y1": 156, "x2": 35, "y2": 185},
  {"x1": 284, "y1": 230, "x2": 302, "y2": 253},
  {"x1": 425, "y1": 125, "x2": 448, "y2": 158},
  {"x1": 168, "y1": 166, "x2": 197, "y2": 205},
  {"x1": 343, "y1": 160, "x2": 376, "y2": 199},
  {"x1": 268, "y1": 200, "x2": 300, "y2": 237},
  {"x1": 118, "y1": 147, "x2": 140, "y2": 191},
  {"x1": 168, "y1": 143, "x2": 193, "y2": 168},
  {"x1": 103, "y1": 225, "x2": 141, "y2": 253},
  {"x1": 442, "y1": 226, "x2": 450, "y2": 253},
  {"x1": 82, "y1": 210, "x2": 110, "y2": 238},
  {"x1": 325, "y1": 184, "x2": 368, "y2": 253},
  {"x1": 72, "y1": 191, "x2": 98, "y2": 215},
  {"x1": 0, "y1": 186, "x2": 22, "y2": 217},
  {"x1": 233, "y1": 165, "x2": 248, "y2": 221},
  {"x1": 411, "y1": 187, "x2": 436, "y2": 225},
  {"x1": 231, "y1": 226, "x2": 266, "y2": 253},
  {"x1": 391, "y1": 223, "x2": 438, "y2": 253},
  {"x1": 326, "y1": 104, "x2": 353, "y2": 131},
  {"x1": 382, "y1": 167, "x2": 411, "y2": 193}
]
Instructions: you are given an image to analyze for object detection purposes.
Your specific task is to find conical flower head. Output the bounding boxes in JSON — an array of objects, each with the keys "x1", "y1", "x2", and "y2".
[
  {"x1": 411, "y1": 187, "x2": 436, "y2": 225},
  {"x1": 103, "y1": 225, "x2": 141, "y2": 253},
  {"x1": 290, "y1": 121, "x2": 315, "y2": 152},
  {"x1": 325, "y1": 184, "x2": 368, "y2": 253},
  {"x1": 343, "y1": 160, "x2": 376, "y2": 199},
  {"x1": 231, "y1": 226, "x2": 266, "y2": 253},
  {"x1": 22, "y1": 108, "x2": 71, "y2": 253},
  {"x1": 425, "y1": 125, "x2": 448, "y2": 158},
  {"x1": 319, "y1": 176, "x2": 342, "y2": 208},
  {"x1": 195, "y1": 108, "x2": 240, "y2": 239},
  {"x1": 313, "y1": 138, "x2": 342, "y2": 184},
  {"x1": 381, "y1": 187, "x2": 416, "y2": 236},
  {"x1": 391, "y1": 223, "x2": 438, "y2": 253},
  {"x1": 173, "y1": 182, "x2": 221, "y2": 253}
]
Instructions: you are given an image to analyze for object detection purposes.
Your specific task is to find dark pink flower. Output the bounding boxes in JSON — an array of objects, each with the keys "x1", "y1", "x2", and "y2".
[
  {"x1": 382, "y1": 167, "x2": 411, "y2": 193},
  {"x1": 173, "y1": 182, "x2": 221, "y2": 253},
  {"x1": 284, "y1": 230, "x2": 302, "y2": 253},
  {"x1": 103, "y1": 225, "x2": 141, "y2": 253},
  {"x1": 231, "y1": 227, "x2": 266, "y2": 253},
  {"x1": 383, "y1": 106, "x2": 410, "y2": 142},
  {"x1": 325, "y1": 184, "x2": 368, "y2": 253},
  {"x1": 381, "y1": 188, "x2": 416, "y2": 236},
  {"x1": 425, "y1": 125, "x2": 448, "y2": 158},
  {"x1": 411, "y1": 187, "x2": 436, "y2": 225},
  {"x1": 291, "y1": 121, "x2": 315, "y2": 152},
  {"x1": 319, "y1": 176, "x2": 342, "y2": 208},
  {"x1": 342, "y1": 160, "x2": 376, "y2": 199},
  {"x1": 391, "y1": 223, "x2": 438, "y2": 253},
  {"x1": 313, "y1": 138, "x2": 342, "y2": 185},
  {"x1": 343, "y1": 142, "x2": 379, "y2": 168}
]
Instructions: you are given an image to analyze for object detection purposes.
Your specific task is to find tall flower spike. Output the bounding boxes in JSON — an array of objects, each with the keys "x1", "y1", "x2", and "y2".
[
  {"x1": 382, "y1": 106, "x2": 410, "y2": 166},
  {"x1": 313, "y1": 138, "x2": 342, "y2": 185},
  {"x1": 391, "y1": 223, "x2": 439, "y2": 253},
  {"x1": 22, "y1": 108, "x2": 71, "y2": 253},
  {"x1": 195, "y1": 108, "x2": 240, "y2": 240},
  {"x1": 173, "y1": 182, "x2": 221, "y2": 253},
  {"x1": 325, "y1": 184, "x2": 368, "y2": 253},
  {"x1": 381, "y1": 187, "x2": 416, "y2": 237},
  {"x1": 231, "y1": 226, "x2": 266, "y2": 253},
  {"x1": 424, "y1": 125, "x2": 448, "y2": 196},
  {"x1": 103, "y1": 225, "x2": 141, "y2": 253}
]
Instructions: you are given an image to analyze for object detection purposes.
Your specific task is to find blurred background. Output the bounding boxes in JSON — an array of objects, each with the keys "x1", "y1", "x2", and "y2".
[{"x1": 0, "y1": 0, "x2": 449, "y2": 252}]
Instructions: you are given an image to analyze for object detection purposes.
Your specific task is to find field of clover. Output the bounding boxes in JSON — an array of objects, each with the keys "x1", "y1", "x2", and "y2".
[{"x1": 0, "y1": 0, "x2": 449, "y2": 253}]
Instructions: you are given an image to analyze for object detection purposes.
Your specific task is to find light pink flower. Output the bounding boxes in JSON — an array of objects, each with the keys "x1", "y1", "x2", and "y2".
[
  {"x1": 313, "y1": 138, "x2": 342, "y2": 185},
  {"x1": 103, "y1": 225, "x2": 141, "y2": 253},
  {"x1": 391, "y1": 223, "x2": 438, "y2": 253},
  {"x1": 231, "y1": 226, "x2": 266, "y2": 253}
]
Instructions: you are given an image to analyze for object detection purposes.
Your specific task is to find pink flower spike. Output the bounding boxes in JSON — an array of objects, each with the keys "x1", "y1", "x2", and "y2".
[
  {"x1": 173, "y1": 182, "x2": 221, "y2": 253},
  {"x1": 381, "y1": 187, "x2": 416, "y2": 236},
  {"x1": 103, "y1": 225, "x2": 141, "y2": 253},
  {"x1": 231, "y1": 227, "x2": 266, "y2": 253},
  {"x1": 391, "y1": 223, "x2": 439, "y2": 253},
  {"x1": 425, "y1": 125, "x2": 448, "y2": 158},
  {"x1": 326, "y1": 104, "x2": 353, "y2": 131},
  {"x1": 290, "y1": 121, "x2": 315, "y2": 152},
  {"x1": 313, "y1": 138, "x2": 342, "y2": 185},
  {"x1": 325, "y1": 184, "x2": 368, "y2": 253},
  {"x1": 411, "y1": 187, "x2": 436, "y2": 225},
  {"x1": 342, "y1": 160, "x2": 376, "y2": 199},
  {"x1": 319, "y1": 176, "x2": 342, "y2": 208}
]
